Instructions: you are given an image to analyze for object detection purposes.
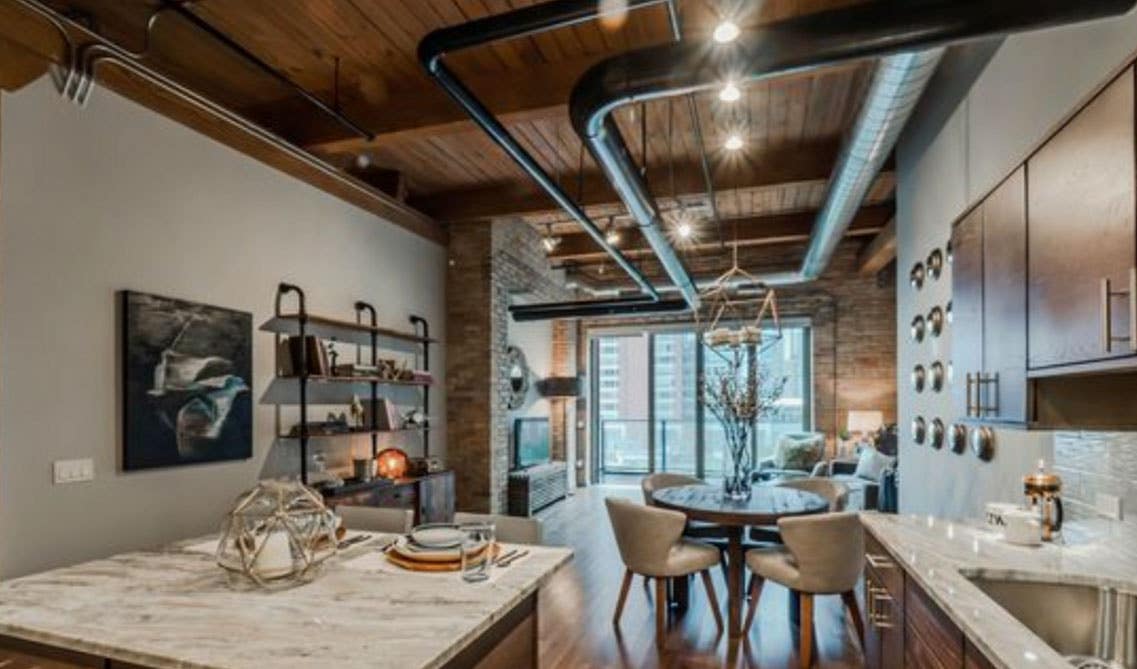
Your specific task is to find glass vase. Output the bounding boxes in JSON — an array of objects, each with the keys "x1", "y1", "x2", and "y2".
[{"x1": 722, "y1": 427, "x2": 753, "y2": 501}]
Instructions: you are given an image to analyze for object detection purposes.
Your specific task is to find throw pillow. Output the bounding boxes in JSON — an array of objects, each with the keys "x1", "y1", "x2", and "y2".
[
  {"x1": 854, "y1": 446, "x2": 896, "y2": 482},
  {"x1": 773, "y1": 433, "x2": 824, "y2": 471}
]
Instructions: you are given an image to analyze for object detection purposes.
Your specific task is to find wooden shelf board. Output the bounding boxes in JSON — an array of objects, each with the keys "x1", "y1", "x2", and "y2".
[
  {"x1": 280, "y1": 426, "x2": 428, "y2": 439},
  {"x1": 261, "y1": 313, "x2": 434, "y2": 346}
]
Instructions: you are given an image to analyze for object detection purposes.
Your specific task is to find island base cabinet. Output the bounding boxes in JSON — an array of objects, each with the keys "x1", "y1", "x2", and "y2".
[{"x1": 0, "y1": 635, "x2": 103, "y2": 668}]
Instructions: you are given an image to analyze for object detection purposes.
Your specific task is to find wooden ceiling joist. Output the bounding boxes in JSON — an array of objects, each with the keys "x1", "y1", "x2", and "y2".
[
  {"x1": 857, "y1": 217, "x2": 898, "y2": 274},
  {"x1": 549, "y1": 205, "x2": 894, "y2": 263},
  {"x1": 412, "y1": 141, "x2": 850, "y2": 222}
]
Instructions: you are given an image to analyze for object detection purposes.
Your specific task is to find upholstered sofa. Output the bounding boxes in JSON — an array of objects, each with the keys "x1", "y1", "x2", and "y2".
[{"x1": 754, "y1": 432, "x2": 827, "y2": 481}]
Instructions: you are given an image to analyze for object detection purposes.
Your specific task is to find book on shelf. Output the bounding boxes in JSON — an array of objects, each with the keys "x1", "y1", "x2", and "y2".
[
  {"x1": 364, "y1": 398, "x2": 403, "y2": 431},
  {"x1": 277, "y1": 335, "x2": 329, "y2": 377},
  {"x1": 332, "y1": 363, "x2": 379, "y2": 377}
]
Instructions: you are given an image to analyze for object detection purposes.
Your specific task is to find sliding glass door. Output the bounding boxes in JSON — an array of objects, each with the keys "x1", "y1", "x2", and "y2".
[{"x1": 592, "y1": 326, "x2": 812, "y2": 482}]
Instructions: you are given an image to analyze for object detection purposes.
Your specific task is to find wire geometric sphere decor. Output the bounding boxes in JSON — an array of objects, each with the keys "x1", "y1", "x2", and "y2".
[{"x1": 216, "y1": 480, "x2": 339, "y2": 589}]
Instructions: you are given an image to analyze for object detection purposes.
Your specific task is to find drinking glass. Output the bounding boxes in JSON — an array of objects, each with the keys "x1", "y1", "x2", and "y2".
[{"x1": 458, "y1": 522, "x2": 495, "y2": 583}]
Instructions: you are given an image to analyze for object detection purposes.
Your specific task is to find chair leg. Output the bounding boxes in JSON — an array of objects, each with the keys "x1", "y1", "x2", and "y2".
[
  {"x1": 700, "y1": 569, "x2": 724, "y2": 632},
  {"x1": 719, "y1": 549, "x2": 728, "y2": 582},
  {"x1": 613, "y1": 569, "x2": 633, "y2": 626},
  {"x1": 841, "y1": 590, "x2": 865, "y2": 648},
  {"x1": 742, "y1": 574, "x2": 764, "y2": 634},
  {"x1": 799, "y1": 592, "x2": 814, "y2": 669},
  {"x1": 655, "y1": 577, "x2": 667, "y2": 648}
]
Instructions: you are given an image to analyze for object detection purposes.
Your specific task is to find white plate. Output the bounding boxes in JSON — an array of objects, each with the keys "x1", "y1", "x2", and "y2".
[{"x1": 410, "y1": 524, "x2": 466, "y2": 549}]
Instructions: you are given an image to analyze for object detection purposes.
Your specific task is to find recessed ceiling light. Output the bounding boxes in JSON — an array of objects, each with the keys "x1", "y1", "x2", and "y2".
[
  {"x1": 354, "y1": 153, "x2": 372, "y2": 169},
  {"x1": 719, "y1": 82, "x2": 741, "y2": 103},
  {"x1": 712, "y1": 20, "x2": 740, "y2": 44},
  {"x1": 724, "y1": 134, "x2": 744, "y2": 151}
]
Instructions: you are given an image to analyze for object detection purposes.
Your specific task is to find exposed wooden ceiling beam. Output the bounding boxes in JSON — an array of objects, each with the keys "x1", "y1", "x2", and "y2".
[
  {"x1": 411, "y1": 141, "x2": 853, "y2": 222},
  {"x1": 302, "y1": 54, "x2": 608, "y2": 154},
  {"x1": 857, "y1": 217, "x2": 897, "y2": 274},
  {"x1": 548, "y1": 206, "x2": 894, "y2": 262},
  {"x1": 0, "y1": 35, "x2": 50, "y2": 91}
]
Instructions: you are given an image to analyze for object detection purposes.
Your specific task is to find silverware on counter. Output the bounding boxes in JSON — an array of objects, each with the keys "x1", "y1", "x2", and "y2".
[
  {"x1": 493, "y1": 549, "x2": 518, "y2": 566},
  {"x1": 337, "y1": 534, "x2": 372, "y2": 550},
  {"x1": 496, "y1": 550, "x2": 529, "y2": 568}
]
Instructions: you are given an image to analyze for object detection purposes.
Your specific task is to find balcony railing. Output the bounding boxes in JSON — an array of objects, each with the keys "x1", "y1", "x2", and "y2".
[{"x1": 599, "y1": 410, "x2": 805, "y2": 477}]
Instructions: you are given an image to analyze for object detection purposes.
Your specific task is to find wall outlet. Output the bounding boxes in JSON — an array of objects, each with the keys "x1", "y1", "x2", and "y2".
[
  {"x1": 52, "y1": 458, "x2": 94, "y2": 484},
  {"x1": 1096, "y1": 492, "x2": 1123, "y2": 520}
]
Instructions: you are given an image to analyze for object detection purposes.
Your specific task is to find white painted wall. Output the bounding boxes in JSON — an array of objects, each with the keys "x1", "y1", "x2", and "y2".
[
  {"x1": 896, "y1": 13, "x2": 1137, "y2": 518},
  {"x1": 0, "y1": 78, "x2": 446, "y2": 578}
]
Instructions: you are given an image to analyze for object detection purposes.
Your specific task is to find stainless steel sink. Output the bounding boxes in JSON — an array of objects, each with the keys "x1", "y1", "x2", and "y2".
[{"x1": 965, "y1": 575, "x2": 1137, "y2": 668}]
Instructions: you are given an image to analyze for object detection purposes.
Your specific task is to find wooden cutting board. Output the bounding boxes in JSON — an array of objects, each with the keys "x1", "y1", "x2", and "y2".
[{"x1": 384, "y1": 543, "x2": 500, "y2": 572}]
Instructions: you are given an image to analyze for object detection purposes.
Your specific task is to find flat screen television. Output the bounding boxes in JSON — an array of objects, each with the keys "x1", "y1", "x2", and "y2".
[{"x1": 513, "y1": 418, "x2": 550, "y2": 469}]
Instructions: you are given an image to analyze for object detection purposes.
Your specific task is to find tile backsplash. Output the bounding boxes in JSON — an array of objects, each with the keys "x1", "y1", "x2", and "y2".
[{"x1": 1053, "y1": 432, "x2": 1137, "y2": 524}]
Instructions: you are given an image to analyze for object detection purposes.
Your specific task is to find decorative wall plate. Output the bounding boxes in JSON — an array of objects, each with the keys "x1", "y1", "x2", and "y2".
[
  {"x1": 949, "y1": 423, "x2": 968, "y2": 454},
  {"x1": 929, "y1": 418, "x2": 945, "y2": 449},
  {"x1": 970, "y1": 426, "x2": 995, "y2": 461},
  {"x1": 928, "y1": 306, "x2": 945, "y2": 337},
  {"x1": 911, "y1": 364, "x2": 926, "y2": 393},
  {"x1": 929, "y1": 361, "x2": 945, "y2": 392},
  {"x1": 911, "y1": 416, "x2": 927, "y2": 444},
  {"x1": 911, "y1": 315, "x2": 926, "y2": 343},
  {"x1": 927, "y1": 248, "x2": 944, "y2": 280},
  {"x1": 909, "y1": 262, "x2": 925, "y2": 290}
]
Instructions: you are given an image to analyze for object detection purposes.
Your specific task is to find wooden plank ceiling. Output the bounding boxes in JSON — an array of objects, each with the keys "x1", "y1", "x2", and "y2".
[{"x1": 30, "y1": 0, "x2": 893, "y2": 280}]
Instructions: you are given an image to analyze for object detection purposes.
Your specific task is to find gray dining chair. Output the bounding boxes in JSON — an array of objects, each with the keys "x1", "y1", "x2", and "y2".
[
  {"x1": 743, "y1": 512, "x2": 865, "y2": 668},
  {"x1": 337, "y1": 506, "x2": 414, "y2": 534},
  {"x1": 453, "y1": 511, "x2": 543, "y2": 545},
  {"x1": 642, "y1": 473, "x2": 729, "y2": 579},
  {"x1": 605, "y1": 497, "x2": 723, "y2": 647}
]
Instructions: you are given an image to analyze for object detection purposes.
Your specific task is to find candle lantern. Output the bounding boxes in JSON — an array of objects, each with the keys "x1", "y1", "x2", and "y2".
[{"x1": 376, "y1": 447, "x2": 408, "y2": 479}]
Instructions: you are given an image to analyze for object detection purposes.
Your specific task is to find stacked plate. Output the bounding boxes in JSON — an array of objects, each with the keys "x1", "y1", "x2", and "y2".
[{"x1": 385, "y1": 524, "x2": 495, "y2": 572}]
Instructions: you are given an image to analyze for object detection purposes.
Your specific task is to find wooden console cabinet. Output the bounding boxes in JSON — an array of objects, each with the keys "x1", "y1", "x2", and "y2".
[
  {"x1": 861, "y1": 529, "x2": 996, "y2": 669},
  {"x1": 323, "y1": 470, "x2": 455, "y2": 525},
  {"x1": 507, "y1": 462, "x2": 568, "y2": 516}
]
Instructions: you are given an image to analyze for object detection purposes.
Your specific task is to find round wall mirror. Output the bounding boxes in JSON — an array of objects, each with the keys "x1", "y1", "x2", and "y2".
[
  {"x1": 504, "y1": 345, "x2": 530, "y2": 410},
  {"x1": 946, "y1": 239, "x2": 954, "y2": 265},
  {"x1": 927, "y1": 248, "x2": 944, "y2": 280},
  {"x1": 928, "y1": 306, "x2": 945, "y2": 337},
  {"x1": 910, "y1": 315, "x2": 926, "y2": 343},
  {"x1": 909, "y1": 262, "x2": 925, "y2": 290}
]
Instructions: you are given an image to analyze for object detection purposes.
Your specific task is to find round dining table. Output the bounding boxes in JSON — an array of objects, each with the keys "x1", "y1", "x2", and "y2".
[{"x1": 652, "y1": 483, "x2": 829, "y2": 638}]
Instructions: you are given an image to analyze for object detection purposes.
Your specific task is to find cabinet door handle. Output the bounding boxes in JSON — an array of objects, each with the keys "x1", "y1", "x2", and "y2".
[
  {"x1": 1101, "y1": 270, "x2": 1136, "y2": 353},
  {"x1": 865, "y1": 552, "x2": 894, "y2": 569},
  {"x1": 965, "y1": 373, "x2": 975, "y2": 417},
  {"x1": 868, "y1": 586, "x2": 895, "y2": 629}
]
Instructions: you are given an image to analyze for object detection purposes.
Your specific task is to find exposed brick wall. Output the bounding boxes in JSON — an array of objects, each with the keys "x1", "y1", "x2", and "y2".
[{"x1": 446, "y1": 221, "x2": 574, "y2": 512}]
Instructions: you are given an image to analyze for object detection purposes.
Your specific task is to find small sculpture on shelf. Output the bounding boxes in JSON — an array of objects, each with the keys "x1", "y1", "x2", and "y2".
[
  {"x1": 216, "y1": 480, "x2": 339, "y2": 589},
  {"x1": 349, "y1": 395, "x2": 365, "y2": 428}
]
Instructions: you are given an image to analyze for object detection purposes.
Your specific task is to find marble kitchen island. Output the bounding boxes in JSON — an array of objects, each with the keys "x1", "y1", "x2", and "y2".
[{"x1": 0, "y1": 536, "x2": 572, "y2": 669}]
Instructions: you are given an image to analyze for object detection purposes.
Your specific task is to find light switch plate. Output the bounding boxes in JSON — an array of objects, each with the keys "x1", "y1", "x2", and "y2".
[
  {"x1": 53, "y1": 458, "x2": 94, "y2": 484},
  {"x1": 1096, "y1": 493, "x2": 1123, "y2": 520}
]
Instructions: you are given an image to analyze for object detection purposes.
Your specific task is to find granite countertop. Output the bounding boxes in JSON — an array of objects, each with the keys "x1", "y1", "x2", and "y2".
[
  {"x1": 0, "y1": 536, "x2": 573, "y2": 669},
  {"x1": 861, "y1": 513, "x2": 1137, "y2": 669}
]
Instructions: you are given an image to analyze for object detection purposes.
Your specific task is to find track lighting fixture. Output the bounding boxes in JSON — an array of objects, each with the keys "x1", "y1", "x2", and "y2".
[{"x1": 724, "y1": 134, "x2": 744, "y2": 151}]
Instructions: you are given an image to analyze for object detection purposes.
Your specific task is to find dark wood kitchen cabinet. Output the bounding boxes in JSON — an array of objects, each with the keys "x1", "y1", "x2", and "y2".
[
  {"x1": 1028, "y1": 66, "x2": 1136, "y2": 370},
  {"x1": 950, "y1": 167, "x2": 1027, "y2": 423},
  {"x1": 862, "y1": 527, "x2": 995, "y2": 669}
]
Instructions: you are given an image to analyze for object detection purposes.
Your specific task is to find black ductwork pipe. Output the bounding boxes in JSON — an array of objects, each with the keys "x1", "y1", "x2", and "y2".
[
  {"x1": 570, "y1": 0, "x2": 1136, "y2": 304},
  {"x1": 419, "y1": 0, "x2": 672, "y2": 301},
  {"x1": 509, "y1": 297, "x2": 689, "y2": 322}
]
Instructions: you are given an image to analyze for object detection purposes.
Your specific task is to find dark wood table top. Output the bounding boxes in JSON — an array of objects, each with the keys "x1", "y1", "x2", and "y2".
[{"x1": 652, "y1": 484, "x2": 828, "y2": 526}]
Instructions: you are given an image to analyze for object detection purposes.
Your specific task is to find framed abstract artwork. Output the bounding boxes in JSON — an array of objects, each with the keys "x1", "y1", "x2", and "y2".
[{"x1": 121, "y1": 291, "x2": 252, "y2": 470}]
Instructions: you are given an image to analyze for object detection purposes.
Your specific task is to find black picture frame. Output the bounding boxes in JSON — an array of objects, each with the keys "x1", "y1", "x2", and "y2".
[{"x1": 121, "y1": 291, "x2": 253, "y2": 470}]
